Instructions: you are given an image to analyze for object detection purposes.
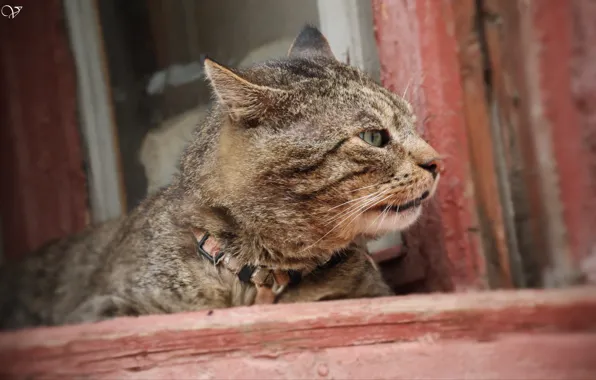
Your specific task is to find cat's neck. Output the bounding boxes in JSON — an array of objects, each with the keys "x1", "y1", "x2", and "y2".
[{"x1": 163, "y1": 186, "x2": 343, "y2": 272}]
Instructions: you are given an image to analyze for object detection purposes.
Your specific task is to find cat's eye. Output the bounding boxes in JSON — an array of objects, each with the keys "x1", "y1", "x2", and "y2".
[{"x1": 358, "y1": 130, "x2": 390, "y2": 147}]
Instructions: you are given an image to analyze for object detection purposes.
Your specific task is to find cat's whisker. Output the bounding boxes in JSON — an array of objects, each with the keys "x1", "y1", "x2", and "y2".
[
  {"x1": 324, "y1": 189, "x2": 385, "y2": 224},
  {"x1": 334, "y1": 192, "x2": 393, "y2": 233},
  {"x1": 402, "y1": 76, "x2": 414, "y2": 99},
  {"x1": 326, "y1": 191, "x2": 380, "y2": 212},
  {"x1": 325, "y1": 189, "x2": 386, "y2": 226},
  {"x1": 341, "y1": 193, "x2": 394, "y2": 234},
  {"x1": 305, "y1": 192, "x2": 388, "y2": 253},
  {"x1": 374, "y1": 199, "x2": 395, "y2": 235},
  {"x1": 391, "y1": 202, "x2": 401, "y2": 226},
  {"x1": 369, "y1": 207, "x2": 386, "y2": 230},
  {"x1": 370, "y1": 200, "x2": 390, "y2": 234}
]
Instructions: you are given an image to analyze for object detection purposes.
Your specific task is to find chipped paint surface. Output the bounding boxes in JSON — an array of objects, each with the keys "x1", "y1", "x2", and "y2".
[{"x1": 0, "y1": 287, "x2": 595, "y2": 378}]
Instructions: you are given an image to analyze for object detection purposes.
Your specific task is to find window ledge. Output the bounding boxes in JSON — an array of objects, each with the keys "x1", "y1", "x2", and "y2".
[{"x1": 1, "y1": 287, "x2": 595, "y2": 378}]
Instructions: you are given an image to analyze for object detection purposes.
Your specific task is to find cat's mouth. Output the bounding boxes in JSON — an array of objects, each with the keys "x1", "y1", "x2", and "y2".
[{"x1": 372, "y1": 191, "x2": 430, "y2": 213}]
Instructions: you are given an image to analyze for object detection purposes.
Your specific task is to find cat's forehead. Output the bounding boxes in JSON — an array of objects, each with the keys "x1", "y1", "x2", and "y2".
[
  {"x1": 316, "y1": 69, "x2": 416, "y2": 131},
  {"x1": 245, "y1": 58, "x2": 415, "y2": 129},
  {"x1": 245, "y1": 58, "x2": 367, "y2": 88}
]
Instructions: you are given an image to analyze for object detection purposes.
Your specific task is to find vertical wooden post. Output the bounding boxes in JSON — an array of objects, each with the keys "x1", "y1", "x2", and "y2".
[
  {"x1": 372, "y1": 0, "x2": 487, "y2": 291},
  {"x1": 452, "y1": 0, "x2": 521, "y2": 288},
  {"x1": 572, "y1": 0, "x2": 596, "y2": 280},
  {"x1": 529, "y1": 0, "x2": 596, "y2": 282},
  {"x1": 0, "y1": 0, "x2": 88, "y2": 259},
  {"x1": 483, "y1": 0, "x2": 596, "y2": 286}
]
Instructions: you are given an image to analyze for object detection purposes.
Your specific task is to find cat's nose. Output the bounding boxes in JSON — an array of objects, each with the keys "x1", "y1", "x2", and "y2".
[{"x1": 417, "y1": 158, "x2": 443, "y2": 179}]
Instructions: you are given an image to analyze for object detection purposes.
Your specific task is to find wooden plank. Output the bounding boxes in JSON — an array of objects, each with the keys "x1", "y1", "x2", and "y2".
[
  {"x1": 516, "y1": 0, "x2": 586, "y2": 285},
  {"x1": 528, "y1": 0, "x2": 596, "y2": 282},
  {"x1": 0, "y1": 0, "x2": 89, "y2": 259},
  {"x1": 2, "y1": 334, "x2": 592, "y2": 380},
  {"x1": 483, "y1": 0, "x2": 596, "y2": 287},
  {"x1": 452, "y1": 0, "x2": 520, "y2": 288},
  {"x1": 27, "y1": 335, "x2": 595, "y2": 379},
  {"x1": 483, "y1": 0, "x2": 544, "y2": 287},
  {"x1": 0, "y1": 287, "x2": 594, "y2": 378},
  {"x1": 572, "y1": 0, "x2": 596, "y2": 282},
  {"x1": 372, "y1": 0, "x2": 485, "y2": 291}
]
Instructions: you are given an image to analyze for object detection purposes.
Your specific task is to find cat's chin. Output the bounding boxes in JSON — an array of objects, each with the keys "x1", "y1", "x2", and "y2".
[{"x1": 359, "y1": 206, "x2": 422, "y2": 235}]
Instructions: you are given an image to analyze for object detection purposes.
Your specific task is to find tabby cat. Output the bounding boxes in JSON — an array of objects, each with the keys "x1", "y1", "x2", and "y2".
[{"x1": 0, "y1": 26, "x2": 442, "y2": 330}]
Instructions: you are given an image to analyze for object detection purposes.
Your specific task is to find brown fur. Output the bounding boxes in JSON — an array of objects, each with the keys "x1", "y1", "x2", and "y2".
[{"x1": 0, "y1": 26, "x2": 441, "y2": 330}]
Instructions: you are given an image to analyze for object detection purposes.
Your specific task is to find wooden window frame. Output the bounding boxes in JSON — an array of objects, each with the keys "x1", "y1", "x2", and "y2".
[
  {"x1": 64, "y1": 0, "x2": 126, "y2": 223},
  {"x1": 1, "y1": 288, "x2": 595, "y2": 378},
  {"x1": 1, "y1": 1, "x2": 596, "y2": 378}
]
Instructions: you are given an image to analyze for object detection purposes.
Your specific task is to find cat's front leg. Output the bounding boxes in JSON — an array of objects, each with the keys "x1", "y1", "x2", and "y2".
[{"x1": 62, "y1": 295, "x2": 140, "y2": 325}]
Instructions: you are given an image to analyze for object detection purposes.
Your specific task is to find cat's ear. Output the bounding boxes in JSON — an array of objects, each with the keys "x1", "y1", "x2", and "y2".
[
  {"x1": 288, "y1": 25, "x2": 336, "y2": 60},
  {"x1": 204, "y1": 58, "x2": 281, "y2": 122}
]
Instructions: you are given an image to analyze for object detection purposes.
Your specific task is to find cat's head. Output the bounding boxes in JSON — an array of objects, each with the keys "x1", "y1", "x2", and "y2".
[{"x1": 181, "y1": 26, "x2": 441, "y2": 256}]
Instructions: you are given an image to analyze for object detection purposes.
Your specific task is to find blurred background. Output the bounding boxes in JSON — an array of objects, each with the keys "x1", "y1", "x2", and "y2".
[{"x1": 0, "y1": 0, "x2": 594, "y2": 295}]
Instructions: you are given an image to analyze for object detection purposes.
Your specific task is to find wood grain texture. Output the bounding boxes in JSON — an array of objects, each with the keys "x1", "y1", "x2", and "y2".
[
  {"x1": 0, "y1": 287, "x2": 595, "y2": 378},
  {"x1": 0, "y1": 0, "x2": 88, "y2": 259},
  {"x1": 452, "y1": 0, "x2": 519, "y2": 289},
  {"x1": 529, "y1": 0, "x2": 596, "y2": 275},
  {"x1": 483, "y1": 0, "x2": 596, "y2": 287}
]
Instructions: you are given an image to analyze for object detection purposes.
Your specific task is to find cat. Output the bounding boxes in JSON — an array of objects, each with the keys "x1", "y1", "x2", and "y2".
[
  {"x1": 0, "y1": 26, "x2": 442, "y2": 330},
  {"x1": 141, "y1": 37, "x2": 295, "y2": 195}
]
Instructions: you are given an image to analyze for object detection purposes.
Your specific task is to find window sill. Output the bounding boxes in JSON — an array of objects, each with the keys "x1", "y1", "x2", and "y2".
[{"x1": 1, "y1": 286, "x2": 595, "y2": 379}]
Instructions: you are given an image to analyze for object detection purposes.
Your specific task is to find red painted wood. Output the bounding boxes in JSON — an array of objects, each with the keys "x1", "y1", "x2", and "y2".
[
  {"x1": 1, "y1": 334, "x2": 586, "y2": 380},
  {"x1": 482, "y1": 0, "x2": 549, "y2": 287},
  {"x1": 453, "y1": 0, "x2": 516, "y2": 288},
  {"x1": 372, "y1": 0, "x2": 484, "y2": 291},
  {"x1": 0, "y1": 0, "x2": 89, "y2": 259},
  {"x1": 531, "y1": 0, "x2": 596, "y2": 267},
  {"x1": 0, "y1": 287, "x2": 594, "y2": 378},
  {"x1": 57, "y1": 334, "x2": 596, "y2": 380},
  {"x1": 483, "y1": 0, "x2": 596, "y2": 285},
  {"x1": 526, "y1": 0, "x2": 596, "y2": 272},
  {"x1": 571, "y1": 0, "x2": 596, "y2": 280}
]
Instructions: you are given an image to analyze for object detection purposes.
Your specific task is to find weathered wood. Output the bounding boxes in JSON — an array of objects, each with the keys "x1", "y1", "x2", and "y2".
[
  {"x1": 6, "y1": 334, "x2": 592, "y2": 380},
  {"x1": 0, "y1": 0, "x2": 88, "y2": 259},
  {"x1": 572, "y1": 3, "x2": 596, "y2": 260},
  {"x1": 530, "y1": 0, "x2": 596, "y2": 282},
  {"x1": 452, "y1": 0, "x2": 520, "y2": 289},
  {"x1": 0, "y1": 287, "x2": 594, "y2": 379},
  {"x1": 483, "y1": 0, "x2": 542, "y2": 287},
  {"x1": 483, "y1": 0, "x2": 596, "y2": 287},
  {"x1": 372, "y1": 0, "x2": 485, "y2": 291},
  {"x1": 531, "y1": 0, "x2": 596, "y2": 273}
]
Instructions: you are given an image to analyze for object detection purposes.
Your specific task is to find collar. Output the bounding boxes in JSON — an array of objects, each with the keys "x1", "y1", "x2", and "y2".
[{"x1": 191, "y1": 228, "x2": 347, "y2": 305}]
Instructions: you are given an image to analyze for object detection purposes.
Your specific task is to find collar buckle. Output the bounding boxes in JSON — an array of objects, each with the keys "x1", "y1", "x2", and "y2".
[{"x1": 195, "y1": 231, "x2": 225, "y2": 265}]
